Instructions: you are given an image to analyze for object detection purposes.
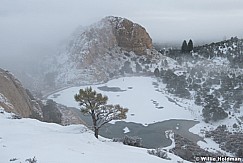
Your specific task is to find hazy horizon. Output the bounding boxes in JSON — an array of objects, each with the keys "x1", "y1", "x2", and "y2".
[{"x1": 1, "y1": 0, "x2": 243, "y2": 70}]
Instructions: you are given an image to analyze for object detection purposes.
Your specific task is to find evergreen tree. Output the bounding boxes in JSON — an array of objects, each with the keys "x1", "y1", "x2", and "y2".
[
  {"x1": 42, "y1": 99, "x2": 62, "y2": 124},
  {"x1": 187, "y1": 39, "x2": 194, "y2": 52},
  {"x1": 181, "y1": 40, "x2": 188, "y2": 53},
  {"x1": 164, "y1": 59, "x2": 168, "y2": 67},
  {"x1": 74, "y1": 87, "x2": 128, "y2": 138},
  {"x1": 236, "y1": 148, "x2": 243, "y2": 157},
  {"x1": 195, "y1": 94, "x2": 202, "y2": 105},
  {"x1": 135, "y1": 62, "x2": 142, "y2": 73},
  {"x1": 154, "y1": 68, "x2": 160, "y2": 77}
]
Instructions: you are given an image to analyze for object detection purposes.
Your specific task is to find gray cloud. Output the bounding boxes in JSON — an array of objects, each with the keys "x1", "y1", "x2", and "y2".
[{"x1": 0, "y1": 0, "x2": 243, "y2": 69}]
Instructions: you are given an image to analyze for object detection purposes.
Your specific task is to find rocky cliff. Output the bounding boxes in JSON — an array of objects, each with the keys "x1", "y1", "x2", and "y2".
[
  {"x1": 65, "y1": 16, "x2": 153, "y2": 66},
  {"x1": 0, "y1": 68, "x2": 42, "y2": 118},
  {"x1": 68, "y1": 16, "x2": 153, "y2": 61},
  {"x1": 107, "y1": 16, "x2": 152, "y2": 55},
  {"x1": 0, "y1": 68, "x2": 86, "y2": 125},
  {"x1": 43, "y1": 16, "x2": 174, "y2": 87}
]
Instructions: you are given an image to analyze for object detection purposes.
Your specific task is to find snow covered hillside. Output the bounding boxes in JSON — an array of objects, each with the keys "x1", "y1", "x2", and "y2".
[
  {"x1": 0, "y1": 108, "x2": 188, "y2": 163},
  {"x1": 48, "y1": 76, "x2": 197, "y2": 125}
]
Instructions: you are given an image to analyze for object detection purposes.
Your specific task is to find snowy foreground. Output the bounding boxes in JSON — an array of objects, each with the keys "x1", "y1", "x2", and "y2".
[
  {"x1": 48, "y1": 76, "x2": 197, "y2": 125},
  {"x1": 0, "y1": 110, "x2": 188, "y2": 163}
]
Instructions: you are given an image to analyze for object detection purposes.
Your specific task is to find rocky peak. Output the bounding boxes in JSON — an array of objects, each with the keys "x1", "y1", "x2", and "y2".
[
  {"x1": 67, "y1": 16, "x2": 153, "y2": 64},
  {"x1": 43, "y1": 16, "x2": 163, "y2": 86},
  {"x1": 105, "y1": 16, "x2": 153, "y2": 55}
]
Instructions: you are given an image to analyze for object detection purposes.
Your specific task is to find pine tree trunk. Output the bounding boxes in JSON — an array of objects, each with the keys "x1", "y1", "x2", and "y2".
[
  {"x1": 91, "y1": 111, "x2": 99, "y2": 138},
  {"x1": 94, "y1": 128, "x2": 99, "y2": 139}
]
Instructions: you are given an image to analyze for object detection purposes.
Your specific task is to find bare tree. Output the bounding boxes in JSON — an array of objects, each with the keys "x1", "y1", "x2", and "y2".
[{"x1": 74, "y1": 87, "x2": 128, "y2": 138}]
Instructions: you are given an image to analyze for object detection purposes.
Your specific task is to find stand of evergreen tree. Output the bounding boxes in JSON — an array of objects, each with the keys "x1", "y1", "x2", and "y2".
[
  {"x1": 154, "y1": 69, "x2": 190, "y2": 99},
  {"x1": 202, "y1": 95, "x2": 228, "y2": 122},
  {"x1": 181, "y1": 39, "x2": 194, "y2": 53}
]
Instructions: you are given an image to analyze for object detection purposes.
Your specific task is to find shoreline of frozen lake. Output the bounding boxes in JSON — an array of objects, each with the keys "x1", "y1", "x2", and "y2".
[{"x1": 70, "y1": 107, "x2": 202, "y2": 148}]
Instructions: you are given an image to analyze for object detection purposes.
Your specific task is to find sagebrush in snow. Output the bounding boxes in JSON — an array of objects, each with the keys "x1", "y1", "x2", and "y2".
[
  {"x1": 147, "y1": 148, "x2": 171, "y2": 160},
  {"x1": 113, "y1": 135, "x2": 142, "y2": 147},
  {"x1": 25, "y1": 156, "x2": 37, "y2": 163}
]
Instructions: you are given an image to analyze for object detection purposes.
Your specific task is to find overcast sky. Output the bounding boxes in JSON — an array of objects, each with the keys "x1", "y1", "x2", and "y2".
[{"x1": 1, "y1": 0, "x2": 243, "y2": 68}]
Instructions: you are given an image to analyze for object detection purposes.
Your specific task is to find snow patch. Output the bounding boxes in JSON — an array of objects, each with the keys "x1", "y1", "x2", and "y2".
[
  {"x1": 163, "y1": 130, "x2": 175, "y2": 150},
  {"x1": 197, "y1": 138, "x2": 233, "y2": 156},
  {"x1": 123, "y1": 127, "x2": 130, "y2": 134}
]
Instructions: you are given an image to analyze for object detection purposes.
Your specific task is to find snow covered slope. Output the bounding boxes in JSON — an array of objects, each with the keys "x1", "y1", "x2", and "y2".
[{"x1": 0, "y1": 108, "x2": 188, "y2": 163}]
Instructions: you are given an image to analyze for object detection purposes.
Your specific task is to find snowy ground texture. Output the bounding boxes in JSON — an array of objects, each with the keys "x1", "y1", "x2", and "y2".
[
  {"x1": 48, "y1": 76, "x2": 197, "y2": 125},
  {"x1": 0, "y1": 108, "x2": 188, "y2": 163}
]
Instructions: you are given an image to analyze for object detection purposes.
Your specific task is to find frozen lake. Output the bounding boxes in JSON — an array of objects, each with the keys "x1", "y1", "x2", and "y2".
[
  {"x1": 48, "y1": 76, "x2": 197, "y2": 125},
  {"x1": 48, "y1": 76, "x2": 201, "y2": 148}
]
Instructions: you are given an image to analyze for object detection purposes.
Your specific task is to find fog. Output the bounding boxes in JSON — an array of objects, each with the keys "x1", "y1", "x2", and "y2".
[{"x1": 1, "y1": 0, "x2": 243, "y2": 70}]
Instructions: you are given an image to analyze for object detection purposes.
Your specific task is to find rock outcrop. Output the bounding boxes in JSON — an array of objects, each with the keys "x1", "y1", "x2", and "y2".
[
  {"x1": 107, "y1": 16, "x2": 152, "y2": 55},
  {"x1": 0, "y1": 68, "x2": 42, "y2": 118},
  {"x1": 43, "y1": 16, "x2": 167, "y2": 87},
  {"x1": 68, "y1": 16, "x2": 153, "y2": 60},
  {"x1": 65, "y1": 16, "x2": 153, "y2": 67},
  {"x1": 0, "y1": 68, "x2": 86, "y2": 125}
]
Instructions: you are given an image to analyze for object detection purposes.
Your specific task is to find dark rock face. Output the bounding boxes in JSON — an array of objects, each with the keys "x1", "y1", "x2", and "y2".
[{"x1": 108, "y1": 16, "x2": 152, "y2": 55}]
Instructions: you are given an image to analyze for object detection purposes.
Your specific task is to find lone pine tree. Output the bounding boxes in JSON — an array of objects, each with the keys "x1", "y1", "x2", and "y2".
[{"x1": 74, "y1": 87, "x2": 128, "y2": 138}]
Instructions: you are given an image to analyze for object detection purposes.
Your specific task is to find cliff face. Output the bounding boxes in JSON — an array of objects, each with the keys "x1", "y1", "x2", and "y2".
[
  {"x1": 0, "y1": 68, "x2": 42, "y2": 118},
  {"x1": 0, "y1": 68, "x2": 86, "y2": 125},
  {"x1": 107, "y1": 16, "x2": 152, "y2": 55}
]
